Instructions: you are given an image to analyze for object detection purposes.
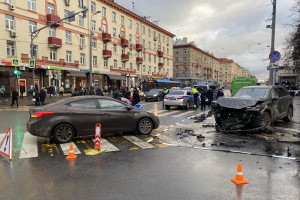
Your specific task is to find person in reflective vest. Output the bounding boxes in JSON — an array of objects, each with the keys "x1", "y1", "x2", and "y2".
[
  {"x1": 192, "y1": 86, "x2": 199, "y2": 109},
  {"x1": 162, "y1": 88, "x2": 169, "y2": 107}
]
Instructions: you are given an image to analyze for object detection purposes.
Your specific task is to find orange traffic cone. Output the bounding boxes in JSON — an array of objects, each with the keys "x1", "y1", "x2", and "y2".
[
  {"x1": 66, "y1": 144, "x2": 77, "y2": 159},
  {"x1": 231, "y1": 163, "x2": 249, "y2": 184}
]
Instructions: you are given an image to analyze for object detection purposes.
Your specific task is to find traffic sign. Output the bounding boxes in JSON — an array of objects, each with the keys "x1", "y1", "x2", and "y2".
[
  {"x1": 29, "y1": 59, "x2": 36, "y2": 68},
  {"x1": 11, "y1": 58, "x2": 21, "y2": 66},
  {"x1": 269, "y1": 51, "x2": 281, "y2": 62}
]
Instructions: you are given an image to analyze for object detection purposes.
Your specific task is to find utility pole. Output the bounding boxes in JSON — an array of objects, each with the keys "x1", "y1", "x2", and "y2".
[{"x1": 269, "y1": 0, "x2": 277, "y2": 85}]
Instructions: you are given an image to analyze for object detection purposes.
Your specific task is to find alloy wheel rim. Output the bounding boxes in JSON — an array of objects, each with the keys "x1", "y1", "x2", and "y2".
[
  {"x1": 140, "y1": 120, "x2": 152, "y2": 133},
  {"x1": 56, "y1": 126, "x2": 72, "y2": 142}
]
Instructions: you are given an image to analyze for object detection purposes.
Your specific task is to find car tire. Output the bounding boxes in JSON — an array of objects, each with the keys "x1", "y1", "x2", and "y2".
[
  {"x1": 283, "y1": 106, "x2": 293, "y2": 122},
  {"x1": 185, "y1": 101, "x2": 189, "y2": 110},
  {"x1": 52, "y1": 123, "x2": 75, "y2": 143},
  {"x1": 165, "y1": 105, "x2": 170, "y2": 110},
  {"x1": 137, "y1": 118, "x2": 153, "y2": 135}
]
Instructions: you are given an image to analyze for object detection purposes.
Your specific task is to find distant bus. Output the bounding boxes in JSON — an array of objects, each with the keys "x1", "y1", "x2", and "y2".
[
  {"x1": 230, "y1": 77, "x2": 257, "y2": 95},
  {"x1": 142, "y1": 79, "x2": 182, "y2": 92}
]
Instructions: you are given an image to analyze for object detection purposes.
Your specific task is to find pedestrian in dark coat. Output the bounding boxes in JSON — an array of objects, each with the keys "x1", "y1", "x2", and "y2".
[
  {"x1": 34, "y1": 89, "x2": 40, "y2": 106},
  {"x1": 216, "y1": 88, "x2": 224, "y2": 99},
  {"x1": 200, "y1": 88, "x2": 207, "y2": 110},
  {"x1": 20, "y1": 85, "x2": 25, "y2": 98},
  {"x1": 124, "y1": 87, "x2": 131, "y2": 100},
  {"x1": 40, "y1": 88, "x2": 47, "y2": 105},
  {"x1": 131, "y1": 87, "x2": 140, "y2": 106},
  {"x1": 10, "y1": 88, "x2": 18, "y2": 108},
  {"x1": 207, "y1": 88, "x2": 213, "y2": 106},
  {"x1": 72, "y1": 88, "x2": 80, "y2": 96},
  {"x1": 96, "y1": 88, "x2": 104, "y2": 96},
  {"x1": 113, "y1": 90, "x2": 120, "y2": 100}
]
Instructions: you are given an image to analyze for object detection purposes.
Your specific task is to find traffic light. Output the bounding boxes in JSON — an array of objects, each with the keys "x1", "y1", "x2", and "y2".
[{"x1": 13, "y1": 70, "x2": 22, "y2": 78}]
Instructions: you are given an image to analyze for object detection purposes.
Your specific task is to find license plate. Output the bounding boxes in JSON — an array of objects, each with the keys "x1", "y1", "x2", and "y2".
[{"x1": 170, "y1": 97, "x2": 176, "y2": 100}]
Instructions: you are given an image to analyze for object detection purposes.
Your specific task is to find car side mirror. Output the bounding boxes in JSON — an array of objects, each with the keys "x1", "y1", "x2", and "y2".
[{"x1": 125, "y1": 106, "x2": 131, "y2": 111}]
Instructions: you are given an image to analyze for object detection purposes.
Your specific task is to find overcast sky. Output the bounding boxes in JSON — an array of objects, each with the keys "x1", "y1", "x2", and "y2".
[{"x1": 115, "y1": 0, "x2": 296, "y2": 81}]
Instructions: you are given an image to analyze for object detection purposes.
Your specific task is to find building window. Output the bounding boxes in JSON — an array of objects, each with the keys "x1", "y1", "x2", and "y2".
[
  {"x1": 79, "y1": 15, "x2": 84, "y2": 27},
  {"x1": 137, "y1": 64, "x2": 140, "y2": 72},
  {"x1": 112, "y1": 28, "x2": 116, "y2": 37},
  {"x1": 28, "y1": 0, "x2": 35, "y2": 11},
  {"x1": 143, "y1": 65, "x2": 146, "y2": 73},
  {"x1": 102, "y1": 7, "x2": 106, "y2": 18},
  {"x1": 93, "y1": 56, "x2": 97, "y2": 66},
  {"x1": 112, "y1": 11, "x2": 116, "y2": 22},
  {"x1": 183, "y1": 49, "x2": 187, "y2": 54},
  {"x1": 148, "y1": 42, "x2": 151, "y2": 50},
  {"x1": 5, "y1": 15, "x2": 14, "y2": 30},
  {"x1": 48, "y1": 3, "x2": 54, "y2": 14},
  {"x1": 154, "y1": 67, "x2": 156, "y2": 73},
  {"x1": 66, "y1": 51, "x2": 72, "y2": 63},
  {"x1": 49, "y1": 27, "x2": 56, "y2": 37},
  {"x1": 148, "y1": 54, "x2": 151, "y2": 62},
  {"x1": 128, "y1": 19, "x2": 132, "y2": 29},
  {"x1": 104, "y1": 59, "x2": 108, "y2": 69},
  {"x1": 80, "y1": 35, "x2": 85, "y2": 47},
  {"x1": 113, "y1": 59, "x2": 117, "y2": 69},
  {"x1": 136, "y1": 23, "x2": 139, "y2": 32},
  {"x1": 148, "y1": 66, "x2": 151, "y2": 74},
  {"x1": 167, "y1": 48, "x2": 169, "y2": 55},
  {"x1": 121, "y1": 15, "x2": 124, "y2": 25},
  {"x1": 101, "y1": 24, "x2": 106, "y2": 32},
  {"x1": 122, "y1": 62, "x2": 126, "y2": 70},
  {"x1": 143, "y1": 53, "x2": 146, "y2": 59},
  {"x1": 64, "y1": 10, "x2": 73, "y2": 23},
  {"x1": 65, "y1": 31, "x2": 72, "y2": 43},
  {"x1": 148, "y1": 28, "x2": 151, "y2": 37},
  {"x1": 92, "y1": 38, "x2": 97, "y2": 49},
  {"x1": 113, "y1": 44, "x2": 117, "y2": 54},
  {"x1": 142, "y1": 26, "x2": 145, "y2": 35},
  {"x1": 80, "y1": 53, "x2": 85, "y2": 64},
  {"x1": 130, "y1": 62, "x2": 133, "y2": 71},
  {"x1": 29, "y1": 21, "x2": 36, "y2": 34},
  {"x1": 142, "y1": 39, "x2": 145, "y2": 47},
  {"x1": 154, "y1": 56, "x2": 156, "y2": 63},
  {"x1": 158, "y1": 34, "x2": 161, "y2": 41},
  {"x1": 50, "y1": 48, "x2": 57, "y2": 60},
  {"x1": 183, "y1": 57, "x2": 187, "y2": 62},
  {"x1": 163, "y1": 36, "x2": 165, "y2": 43},
  {"x1": 31, "y1": 44, "x2": 38, "y2": 59},
  {"x1": 167, "y1": 59, "x2": 169, "y2": 66},
  {"x1": 129, "y1": 49, "x2": 132, "y2": 57},
  {"x1": 7, "y1": 40, "x2": 15, "y2": 57},
  {"x1": 91, "y1": 20, "x2": 96, "y2": 31},
  {"x1": 175, "y1": 57, "x2": 178, "y2": 62},
  {"x1": 91, "y1": 1, "x2": 96, "y2": 13},
  {"x1": 154, "y1": 43, "x2": 156, "y2": 51},
  {"x1": 129, "y1": 34, "x2": 132, "y2": 43},
  {"x1": 175, "y1": 50, "x2": 178, "y2": 54},
  {"x1": 78, "y1": 0, "x2": 83, "y2": 8}
]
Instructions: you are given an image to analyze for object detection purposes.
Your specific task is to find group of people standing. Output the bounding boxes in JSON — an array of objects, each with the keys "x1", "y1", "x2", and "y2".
[
  {"x1": 192, "y1": 86, "x2": 225, "y2": 110},
  {"x1": 112, "y1": 87, "x2": 141, "y2": 106}
]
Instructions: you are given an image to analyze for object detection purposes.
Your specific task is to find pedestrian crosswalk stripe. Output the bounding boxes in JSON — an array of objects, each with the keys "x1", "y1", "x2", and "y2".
[
  {"x1": 60, "y1": 142, "x2": 81, "y2": 155},
  {"x1": 19, "y1": 132, "x2": 38, "y2": 158},
  {"x1": 172, "y1": 111, "x2": 195, "y2": 117},
  {"x1": 150, "y1": 133, "x2": 189, "y2": 147},
  {"x1": 158, "y1": 110, "x2": 182, "y2": 117},
  {"x1": 123, "y1": 136, "x2": 155, "y2": 149},
  {"x1": 101, "y1": 138, "x2": 119, "y2": 152}
]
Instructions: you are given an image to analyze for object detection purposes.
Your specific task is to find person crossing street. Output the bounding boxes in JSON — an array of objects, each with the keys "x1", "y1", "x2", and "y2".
[
  {"x1": 162, "y1": 87, "x2": 169, "y2": 107},
  {"x1": 192, "y1": 86, "x2": 199, "y2": 109}
]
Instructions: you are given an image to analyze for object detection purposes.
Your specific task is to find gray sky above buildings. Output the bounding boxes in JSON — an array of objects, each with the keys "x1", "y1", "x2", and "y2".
[{"x1": 115, "y1": 0, "x2": 295, "y2": 81}]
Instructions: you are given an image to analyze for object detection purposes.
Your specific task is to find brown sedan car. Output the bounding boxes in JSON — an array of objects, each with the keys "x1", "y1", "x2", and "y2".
[{"x1": 27, "y1": 96, "x2": 159, "y2": 143}]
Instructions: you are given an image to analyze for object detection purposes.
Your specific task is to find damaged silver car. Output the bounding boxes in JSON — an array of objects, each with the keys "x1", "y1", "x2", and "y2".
[{"x1": 212, "y1": 86, "x2": 293, "y2": 131}]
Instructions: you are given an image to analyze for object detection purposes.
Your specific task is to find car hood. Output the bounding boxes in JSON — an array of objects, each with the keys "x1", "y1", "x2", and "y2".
[{"x1": 217, "y1": 97, "x2": 264, "y2": 109}]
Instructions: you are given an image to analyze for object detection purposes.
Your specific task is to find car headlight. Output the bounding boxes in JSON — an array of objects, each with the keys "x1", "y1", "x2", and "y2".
[{"x1": 153, "y1": 94, "x2": 157, "y2": 97}]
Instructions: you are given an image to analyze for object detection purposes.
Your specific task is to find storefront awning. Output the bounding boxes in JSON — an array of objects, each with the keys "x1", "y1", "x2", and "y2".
[
  {"x1": 108, "y1": 75, "x2": 126, "y2": 80},
  {"x1": 67, "y1": 71, "x2": 87, "y2": 78}
]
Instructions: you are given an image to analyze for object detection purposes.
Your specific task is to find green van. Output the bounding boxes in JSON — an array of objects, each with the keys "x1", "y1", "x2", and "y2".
[{"x1": 230, "y1": 77, "x2": 257, "y2": 95}]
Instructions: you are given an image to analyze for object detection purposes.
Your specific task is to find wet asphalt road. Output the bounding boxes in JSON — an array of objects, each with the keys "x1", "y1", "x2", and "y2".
[{"x1": 0, "y1": 97, "x2": 300, "y2": 200}]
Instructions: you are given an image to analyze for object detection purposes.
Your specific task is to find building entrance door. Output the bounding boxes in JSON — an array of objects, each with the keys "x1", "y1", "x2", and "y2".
[{"x1": 18, "y1": 79, "x2": 27, "y2": 97}]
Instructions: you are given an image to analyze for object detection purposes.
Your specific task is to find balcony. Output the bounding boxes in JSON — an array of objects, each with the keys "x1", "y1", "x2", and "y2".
[
  {"x1": 102, "y1": 33, "x2": 111, "y2": 42},
  {"x1": 157, "y1": 51, "x2": 163, "y2": 57},
  {"x1": 136, "y1": 44, "x2": 143, "y2": 51},
  {"x1": 121, "y1": 38, "x2": 129, "y2": 47},
  {"x1": 136, "y1": 57, "x2": 143, "y2": 64},
  {"x1": 48, "y1": 37, "x2": 62, "y2": 48},
  {"x1": 46, "y1": 14, "x2": 61, "y2": 27},
  {"x1": 158, "y1": 63, "x2": 164, "y2": 68},
  {"x1": 121, "y1": 54, "x2": 129, "y2": 62},
  {"x1": 103, "y1": 50, "x2": 112, "y2": 58}
]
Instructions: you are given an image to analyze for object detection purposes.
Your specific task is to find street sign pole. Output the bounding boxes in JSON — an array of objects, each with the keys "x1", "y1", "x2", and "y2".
[{"x1": 269, "y1": 0, "x2": 277, "y2": 85}]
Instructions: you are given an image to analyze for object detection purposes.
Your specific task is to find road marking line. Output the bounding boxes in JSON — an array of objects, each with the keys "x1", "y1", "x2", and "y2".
[
  {"x1": 123, "y1": 136, "x2": 155, "y2": 149},
  {"x1": 101, "y1": 138, "x2": 119, "y2": 152},
  {"x1": 19, "y1": 132, "x2": 38, "y2": 158},
  {"x1": 159, "y1": 110, "x2": 181, "y2": 117},
  {"x1": 171, "y1": 111, "x2": 195, "y2": 117},
  {"x1": 60, "y1": 142, "x2": 81, "y2": 155}
]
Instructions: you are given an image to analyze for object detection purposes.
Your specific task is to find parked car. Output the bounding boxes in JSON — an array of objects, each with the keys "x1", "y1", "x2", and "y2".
[
  {"x1": 163, "y1": 89, "x2": 194, "y2": 110},
  {"x1": 27, "y1": 96, "x2": 159, "y2": 143},
  {"x1": 211, "y1": 85, "x2": 293, "y2": 131},
  {"x1": 145, "y1": 89, "x2": 163, "y2": 101}
]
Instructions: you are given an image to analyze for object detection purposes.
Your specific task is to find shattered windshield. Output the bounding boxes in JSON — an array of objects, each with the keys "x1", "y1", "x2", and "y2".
[{"x1": 234, "y1": 88, "x2": 269, "y2": 99}]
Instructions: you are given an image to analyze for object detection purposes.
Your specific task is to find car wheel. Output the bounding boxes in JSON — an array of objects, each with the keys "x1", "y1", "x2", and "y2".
[
  {"x1": 53, "y1": 123, "x2": 75, "y2": 143},
  {"x1": 165, "y1": 105, "x2": 170, "y2": 110},
  {"x1": 259, "y1": 112, "x2": 271, "y2": 127},
  {"x1": 283, "y1": 106, "x2": 293, "y2": 122},
  {"x1": 185, "y1": 101, "x2": 189, "y2": 110},
  {"x1": 137, "y1": 118, "x2": 153, "y2": 135}
]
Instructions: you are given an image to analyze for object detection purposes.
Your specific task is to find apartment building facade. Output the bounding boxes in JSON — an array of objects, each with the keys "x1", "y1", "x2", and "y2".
[
  {"x1": 218, "y1": 58, "x2": 251, "y2": 84},
  {"x1": 173, "y1": 38, "x2": 219, "y2": 87},
  {"x1": 0, "y1": 0, "x2": 174, "y2": 95}
]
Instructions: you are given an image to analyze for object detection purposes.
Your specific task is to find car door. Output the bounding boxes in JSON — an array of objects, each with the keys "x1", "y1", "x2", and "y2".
[
  {"x1": 269, "y1": 87, "x2": 280, "y2": 118},
  {"x1": 186, "y1": 91, "x2": 193, "y2": 107},
  {"x1": 277, "y1": 87, "x2": 291, "y2": 116},
  {"x1": 97, "y1": 99, "x2": 136, "y2": 133},
  {"x1": 66, "y1": 99, "x2": 100, "y2": 136}
]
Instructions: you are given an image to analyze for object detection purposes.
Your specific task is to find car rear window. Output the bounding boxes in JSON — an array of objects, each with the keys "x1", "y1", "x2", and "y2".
[{"x1": 168, "y1": 90, "x2": 185, "y2": 95}]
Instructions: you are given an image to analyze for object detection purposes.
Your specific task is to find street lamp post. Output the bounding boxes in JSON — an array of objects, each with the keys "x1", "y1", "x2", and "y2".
[{"x1": 89, "y1": 11, "x2": 101, "y2": 87}]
